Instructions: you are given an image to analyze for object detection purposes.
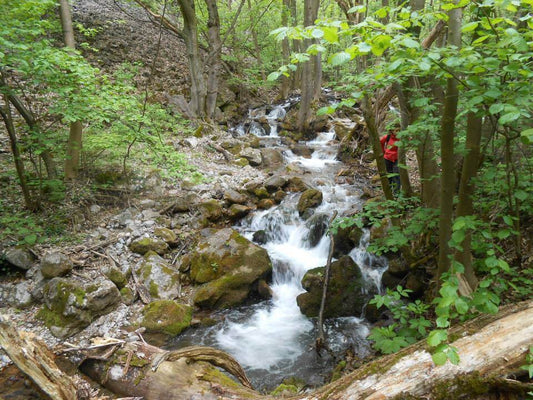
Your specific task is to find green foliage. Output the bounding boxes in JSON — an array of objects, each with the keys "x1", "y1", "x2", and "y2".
[{"x1": 521, "y1": 346, "x2": 533, "y2": 379}]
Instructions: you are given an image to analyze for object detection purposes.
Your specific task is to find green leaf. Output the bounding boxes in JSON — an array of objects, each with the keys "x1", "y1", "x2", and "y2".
[
  {"x1": 24, "y1": 234, "x2": 37, "y2": 245},
  {"x1": 489, "y1": 103, "x2": 504, "y2": 115},
  {"x1": 515, "y1": 190, "x2": 528, "y2": 201},
  {"x1": 427, "y1": 329, "x2": 448, "y2": 347},
  {"x1": 455, "y1": 298, "x2": 469, "y2": 314},
  {"x1": 520, "y1": 128, "x2": 533, "y2": 145},
  {"x1": 462, "y1": 21, "x2": 479, "y2": 32},
  {"x1": 329, "y1": 51, "x2": 351, "y2": 66},
  {"x1": 499, "y1": 112, "x2": 521, "y2": 125},
  {"x1": 436, "y1": 316, "x2": 450, "y2": 328},
  {"x1": 432, "y1": 351, "x2": 448, "y2": 365},
  {"x1": 370, "y1": 35, "x2": 391, "y2": 56},
  {"x1": 401, "y1": 37, "x2": 419, "y2": 48},
  {"x1": 267, "y1": 71, "x2": 281, "y2": 81},
  {"x1": 311, "y1": 28, "x2": 324, "y2": 39},
  {"x1": 447, "y1": 346, "x2": 460, "y2": 365},
  {"x1": 322, "y1": 27, "x2": 339, "y2": 43},
  {"x1": 451, "y1": 230, "x2": 465, "y2": 244},
  {"x1": 388, "y1": 59, "x2": 403, "y2": 72}
]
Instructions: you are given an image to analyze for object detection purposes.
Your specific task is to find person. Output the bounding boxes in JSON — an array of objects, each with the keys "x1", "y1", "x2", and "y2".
[{"x1": 380, "y1": 129, "x2": 401, "y2": 195}]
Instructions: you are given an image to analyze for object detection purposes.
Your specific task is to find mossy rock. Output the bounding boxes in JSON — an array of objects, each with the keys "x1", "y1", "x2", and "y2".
[
  {"x1": 228, "y1": 204, "x2": 251, "y2": 220},
  {"x1": 141, "y1": 300, "x2": 192, "y2": 336},
  {"x1": 129, "y1": 237, "x2": 169, "y2": 256},
  {"x1": 135, "y1": 252, "x2": 181, "y2": 300},
  {"x1": 120, "y1": 287, "x2": 135, "y2": 305},
  {"x1": 234, "y1": 157, "x2": 249, "y2": 167},
  {"x1": 252, "y1": 186, "x2": 270, "y2": 199},
  {"x1": 296, "y1": 256, "x2": 372, "y2": 318},
  {"x1": 187, "y1": 228, "x2": 272, "y2": 310},
  {"x1": 297, "y1": 189, "x2": 323, "y2": 217},
  {"x1": 332, "y1": 223, "x2": 364, "y2": 257},
  {"x1": 154, "y1": 227, "x2": 178, "y2": 244},
  {"x1": 102, "y1": 265, "x2": 128, "y2": 289},
  {"x1": 197, "y1": 199, "x2": 223, "y2": 221},
  {"x1": 40, "y1": 252, "x2": 73, "y2": 279},
  {"x1": 257, "y1": 199, "x2": 275, "y2": 209}
]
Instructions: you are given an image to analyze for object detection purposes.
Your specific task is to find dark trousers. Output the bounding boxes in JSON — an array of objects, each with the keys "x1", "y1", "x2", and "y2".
[{"x1": 385, "y1": 159, "x2": 401, "y2": 195}]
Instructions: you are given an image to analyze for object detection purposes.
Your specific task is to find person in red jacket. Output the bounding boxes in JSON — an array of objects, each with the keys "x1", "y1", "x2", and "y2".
[{"x1": 380, "y1": 128, "x2": 401, "y2": 195}]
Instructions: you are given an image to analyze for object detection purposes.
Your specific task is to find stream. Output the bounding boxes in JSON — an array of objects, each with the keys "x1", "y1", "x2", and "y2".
[{"x1": 169, "y1": 102, "x2": 388, "y2": 390}]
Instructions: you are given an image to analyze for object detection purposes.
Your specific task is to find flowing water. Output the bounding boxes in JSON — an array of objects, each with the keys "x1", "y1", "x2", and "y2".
[{"x1": 170, "y1": 103, "x2": 387, "y2": 390}]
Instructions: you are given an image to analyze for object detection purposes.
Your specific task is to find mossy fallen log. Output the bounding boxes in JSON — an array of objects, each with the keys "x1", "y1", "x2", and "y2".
[{"x1": 79, "y1": 301, "x2": 533, "y2": 399}]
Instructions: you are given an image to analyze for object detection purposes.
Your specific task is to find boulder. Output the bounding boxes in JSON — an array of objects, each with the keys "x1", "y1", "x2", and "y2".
[
  {"x1": 129, "y1": 237, "x2": 169, "y2": 256},
  {"x1": 134, "y1": 252, "x2": 181, "y2": 300},
  {"x1": 286, "y1": 177, "x2": 311, "y2": 192},
  {"x1": 173, "y1": 193, "x2": 200, "y2": 212},
  {"x1": 38, "y1": 276, "x2": 120, "y2": 338},
  {"x1": 101, "y1": 264, "x2": 128, "y2": 289},
  {"x1": 258, "y1": 199, "x2": 275, "y2": 209},
  {"x1": 5, "y1": 247, "x2": 35, "y2": 270},
  {"x1": 296, "y1": 256, "x2": 372, "y2": 318},
  {"x1": 40, "y1": 252, "x2": 73, "y2": 279},
  {"x1": 290, "y1": 144, "x2": 313, "y2": 158},
  {"x1": 153, "y1": 227, "x2": 178, "y2": 245},
  {"x1": 305, "y1": 213, "x2": 330, "y2": 248},
  {"x1": 223, "y1": 189, "x2": 248, "y2": 205},
  {"x1": 227, "y1": 204, "x2": 251, "y2": 220},
  {"x1": 332, "y1": 224, "x2": 364, "y2": 257},
  {"x1": 260, "y1": 148, "x2": 284, "y2": 168},
  {"x1": 264, "y1": 176, "x2": 288, "y2": 192},
  {"x1": 186, "y1": 228, "x2": 272, "y2": 310},
  {"x1": 141, "y1": 300, "x2": 193, "y2": 336},
  {"x1": 197, "y1": 199, "x2": 223, "y2": 221},
  {"x1": 297, "y1": 189, "x2": 323, "y2": 217},
  {"x1": 240, "y1": 147, "x2": 262, "y2": 166},
  {"x1": 252, "y1": 230, "x2": 268, "y2": 245}
]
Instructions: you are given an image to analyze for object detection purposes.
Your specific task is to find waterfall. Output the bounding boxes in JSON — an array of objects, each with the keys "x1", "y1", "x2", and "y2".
[{"x1": 171, "y1": 103, "x2": 386, "y2": 390}]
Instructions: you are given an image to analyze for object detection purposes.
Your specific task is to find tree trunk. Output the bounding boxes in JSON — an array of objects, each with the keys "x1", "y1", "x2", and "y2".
[
  {"x1": 297, "y1": 0, "x2": 321, "y2": 134},
  {"x1": 204, "y1": 0, "x2": 221, "y2": 120},
  {"x1": 78, "y1": 301, "x2": 533, "y2": 399},
  {"x1": 281, "y1": 0, "x2": 291, "y2": 98},
  {"x1": 59, "y1": 0, "x2": 83, "y2": 180},
  {"x1": 0, "y1": 97, "x2": 35, "y2": 210},
  {"x1": 177, "y1": 0, "x2": 206, "y2": 118},
  {"x1": 394, "y1": 83, "x2": 413, "y2": 197},
  {"x1": 437, "y1": 5, "x2": 463, "y2": 285}
]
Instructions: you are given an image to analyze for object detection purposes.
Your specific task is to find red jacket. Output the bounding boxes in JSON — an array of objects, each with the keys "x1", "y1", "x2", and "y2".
[{"x1": 380, "y1": 133, "x2": 399, "y2": 162}]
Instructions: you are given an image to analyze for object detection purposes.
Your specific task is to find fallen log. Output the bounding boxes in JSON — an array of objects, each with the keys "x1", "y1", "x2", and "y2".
[
  {"x1": 0, "y1": 315, "x2": 78, "y2": 400},
  {"x1": 79, "y1": 300, "x2": 533, "y2": 399}
]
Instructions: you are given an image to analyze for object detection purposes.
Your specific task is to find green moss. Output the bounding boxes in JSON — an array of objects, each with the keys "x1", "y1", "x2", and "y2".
[
  {"x1": 149, "y1": 281, "x2": 159, "y2": 297},
  {"x1": 142, "y1": 300, "x2": 192, "y2": 336},
  {"x1": 330, "y1": 360, "x2": 347, "y2": 382},
  {"x1": 201, "y1": 366, "x2": 241, "y2": 389},
  {"x1": 271, "y1": 383, "x2": 299, "y2": 396},
  {"x1": 37, "y1": 305, "x2": 78, "y2": 328}
]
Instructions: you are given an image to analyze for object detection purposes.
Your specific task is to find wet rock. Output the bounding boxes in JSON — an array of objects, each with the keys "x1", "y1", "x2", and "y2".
[
  {"x1": 264, "y1": 176, "x2": 288, "y2": 192},
  {"x1": 223, "y1": 189, "x2": 248, "y2": 205},
  {"x1": 129, "y1": 237, "x2": 169, "y2": 255},
  {"x1": 39, "y1": 276, "x2": 121, "y2": 338},
  {"x1": 381, "y1": 270, "x2": 402, "y2": 290},
  {"x1": 240, "y1": 147, "x2": 262, "y2": 166},
  {"x1": 297, "y1": 189, "x2": 323, "y2": 217},
  {"x1": 197, "y1": 199, "x2": 223, "y2": 221},
  {"x1": 370, "y1": 218, "x2": 391, "y2": 242},
  {"x1": 186, "y1": 228, "x2": 272, "y2": 310},
  {"x1": 286, "y1": 177, "x2": 311, "y2": 192},
  {"x1": 154, "y1": 227, "x2": 178, "y2": 245},
  {"x1": 290, "y1": 144, "x2": 313, "y2": 158},
  {"x1": 141, "y1": 300, "x2": 192, "y2": 336},
  {"x1": 257, "y1": 279, "x2": 273, "y2": 299},
  {"x1": 260, "y1": 148, "x2": 284, "y2": 168},
  {"x1": 40, "y1": 252, "x2": 73, "y2": 279},
  {"x1": 296, "y1": 256, "x2": 371, "y2": 318},
  {"x1": 228, "y1": 204, "x2": 252, "y2": 220},
  {"x1": 5, "y1": 247, "x2": 34, "y2": 270},
  {"x1": 273, "y1": 190, "x2": 286, "y2": 203},
  {"x1": 305, "y1": 213, "x2": 330, "y2": 248},
  {"x1": 252, "y1": 230, "x2": 267, "y2": 245},
  {"x1": 258, "y1": 199, "x2": 275, "y2": 209},
  {"x1": 135, "y1": 252, "x2": 181, "y2": 300},
  {"x1": 333, "y1": 224, "x2": 364, "y2": 258}
]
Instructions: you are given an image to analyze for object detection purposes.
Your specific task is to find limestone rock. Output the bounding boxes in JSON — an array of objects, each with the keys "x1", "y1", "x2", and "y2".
[
  {"x1": 186, "y1": 228, "x2": 272, "y2": 309},
  {"x1": 333, "y1": 223, "x2": 364, "y2": 257},
  {"x1": 297, "y1": 189, "x2": 323, "y2": 217},
  {"x1": 258, "y1": 199, "x2": 275, "y2": 209},
  {"x1": 39, "y1": 276, "x2": 120, "y2": 338},
  {"x1": 172, "y1": 193, "x2": 200, "y2": 212},
  {"x1": 129, "y1": 237, "x2": 169, "y2": 256},
  {"x1": 135, "y1": 252, "x2": 181, "y2": 300},
  {"x1": 101, "y1": 264, "x2": 128, "y2": 289},
  {"x1": 264, "y1": 176, "x2": 288, "y2": 192},
  {"x1": 141, "y1": 300, "x2": 193, "y2": 336},
  {"x1": 5, "y1": 248, "x2": 35, "y2": 270},
  {"x1": 40, "y1": 252, "x2": 73, "y2": 279},
  {"x1": 227, "y1": 204, "x2": 251, "y2": 220},
  {"x1": 305, "y1": 213, "x2": 330, "y2": 248},
  {"x1": 286, "y1": 177, "x2": 310, "y2": 192},
  {"x1": 223, "y1": 189, "x2": 248, "y2": 205},
  {"x1": 260, "y1": 148, "x2": 284, "y2": 168},
  {"x1": 154, "y1": 227, "x2": 178, "y2": 244},
  {"x1": 197, "y1": 199, "x2": 223, "y2": 221},
  {"x1": 240, "y1": 147, "x2": 262, "y2": 166},
  {"x1": 296, "y1": 256, "x2": 373, "y2": 318}
]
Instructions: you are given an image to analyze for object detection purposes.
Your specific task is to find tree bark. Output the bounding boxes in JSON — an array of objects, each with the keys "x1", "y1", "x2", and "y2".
[
  {"x1": 437, "y1": 5, "x2": 463, "y2": 285},
  {"x1": 204, "y1": 0, "x2": 221, "y2": 120},
  {"x1": 59, "y1": 0, "x2": 83, "y2": 180},
  {"x1": 281, "y1": 0, "x2": 291, "y2": 99},
  {"x1": 78, "y1": 301, "x2": 533, "y2": 399}
]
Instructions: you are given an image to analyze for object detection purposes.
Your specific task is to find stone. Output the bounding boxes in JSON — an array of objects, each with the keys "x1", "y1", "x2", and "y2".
[
  {"x1": 38, "y1": 276, "x2": 120, "y2": 338},
  {"x1": 197, "y1": 199, "x2": 223, "y2": 221},
  {"x1": 135, "y1": 252, "x2": 181, "y2": 300},
  {"x1": 273, "y1": 190, "x2": 286, "y2": 203},
  {"x1": 260, "y1": 148, "x2": 284, "y2": 168},
  {"x1": 286, "y1": 177, "x2": 311, "y2": 192},
  {"x1": 139, "y1": 199, "x2": 156, "y2": 209},
  {"x1": 264, "y1": 176, "x2": 288, "y2": 192},
  {"x1": 333, "y1": 224, "x2": 364, "y2": 257},
  {"x1": 89, "y1": 204, "x2": 102, "y2": 214},
  {"x1": 223, "y1": 189, "x2": 248, "y2": 205},
  {"x1": 305, "y1": 213, "x2": 330, "y2": 248},
  {"x1": 141, "y1": 300, "x2": 193, "y2": 336},
  {"x1": 227, "y1": 204, "x2": 251, "y2": 220},
  {"x1": 173, "y1": 193, "x2": 200, "y2": 212},
  {"x1": 240, "y1": 147, "x2": 262, "y2": 166},
  {"x1": 12, "y1": 281, "x2": 33, "y2": 308},
  {"x1": 290, "y1": 144, "x2": 313, "y2": 158},
  {"x1": 234, "y1": 158, "x2": 249, "y2": 167},
  {"x1": 154, "y1": 227, "x2": 178, "y2": 244},
  {"x1": 297, "y1": 189, "x2": 323, "y2": 217},
  {"x1": 102, "y1": 264, "x2": 128, "y2": 289},
  {"x1": 5, "y1": 247, "x2": 34, "y2": 270},
  {"x1": 257, "y1": 279, "x2": 273, "y2": 299},
  {"x1": 370, "y1": 218, "x2": 391, "y2": 242},
  {"x1": 252, "y1": 230, "x2": 268, "y2": 245},
  {"x1": 185, "y1": 228, "x2": 272, "y2": 310},
  {"x1": 258, "y1": 199, "x2": 275, "y2": 209},
  {"x1": 297, "y1": 256, "x2": 373, "y2": 318},
  {"x1": 129, "y1": 237, "x2": 169, "y2": 255},
  {"x1": 252, "y1": 186, "x2": 270, "y2": 199},
  {"x1": 40, "y1": 252, "x2": 73, "y2": 279}
]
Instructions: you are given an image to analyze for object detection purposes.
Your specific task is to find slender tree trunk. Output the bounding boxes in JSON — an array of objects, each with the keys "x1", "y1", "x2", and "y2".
[
  {"x1": 59, "y1": 0, "x2": 83, "y2": 180},
  {"x1": 177, "y1": 0, "x2": 206, "y2": 118},
  {"x1": 204, "y1": 0, "x2": 221, "y2": 120},
  {"x1": 394, "y1": 83, "x2": 413, "y2": 197},
  {"x1": 281, "y1": 0, "x2": 291, "y2": 99},
  {"x1": 290, "y1": 0, "x2": 301, "y2": 89},
  {"x1": 247, "y1": 0, "x2": 265, "y2": 81},
  {"x1": 0, "y1": 97, "x2": 35, "y2": 210},
  {"x1": 437, "y1": 5, "x2": 463, "y2": 285},
  {"x1": 297, "y1": 0, "x2": 321, "y2": 134}
]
